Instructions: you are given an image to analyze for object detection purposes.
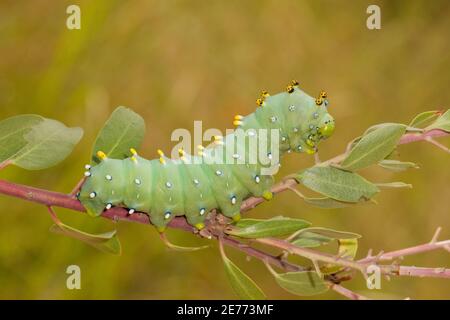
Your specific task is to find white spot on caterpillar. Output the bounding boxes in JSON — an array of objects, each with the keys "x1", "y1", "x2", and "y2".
[
  {"x1": 84, "y1": 164, "x2": 91, "y2": 170},
  {"x1": 267, "y1": 152, "x2": 273, "y2": 160},
  {"x1": 309, "y1": 124, "x2": 315, "y2": 130},
  {"x1": 270, "y1": 116, "x2": 277, "y2": 123},
  {"x1": 231, "y1": 196, "x2": 237, "y2": 205},
  {"x1": 281, "y1": 136, "x2": 287, "y2": 142},
  {"x1": 105, "y1": 203, "x2": 112, "y2": 210},
  {"x1": 84, "y1": 171, "x2": 91, "y2": 177},
  {"x1": 313, "y1": 112, "x2": 319, "y2": 119},
  {"x1": 255, "y1": 175, "x2": 260, "y2": 183},
  {"x1": 289, "y1": 105, "x2": 296, "y2": 112},
  {"x1": 105, "y1": 175, "x2": 112, "y2": 181},
  {"x1": 128, "y1": 208, "x2": 135, "y2": 214},
  {"x1": 297, "y1": 146, "x2": 303, "y2": 151},
  {"x1": 164, "y1": 212, "x2": 171, "y2": 219},
  {"x1": 199, "y1": 208, "x2": 206, "y2": 216},
  {"x1": 215, "y1": 170, "x2": 223, "y2": 176},
  {"x1": 247, "y1": 130, "x2": 256, "y2": 137},
  {"x1": 135, "y1": 178, "x2": 141, "y2": 185},
  {"x1": 232, "y1": 154, "x2": 240, "y2": 159},
  {"x1": 89, "y1": 192, "x2": 96, "y2": 198},
  {"x1": 165, "y1": 181, "x2": 172, "y2": 188},
  {"x1": 193, "y1": 179, "x2": 199, "y2": 185},
  {"x1": 293, "y1": 127, "x2": 299, "y2": 133}
]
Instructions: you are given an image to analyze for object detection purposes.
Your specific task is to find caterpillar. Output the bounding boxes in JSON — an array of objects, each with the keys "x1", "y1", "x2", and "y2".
[{"x1": 78, "y1": 81, "x2": 335, "y2": 232}]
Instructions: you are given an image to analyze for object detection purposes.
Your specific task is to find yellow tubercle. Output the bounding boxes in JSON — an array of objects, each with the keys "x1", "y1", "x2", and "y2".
[
  {"x1": 306, "y1": 139, "x2": 315, "y2": 147},
  {"x1": 96, "y1": 150, "x2": 107, "y2": 160},
  {"x1": 262, "y1": 191, "x2": 273, "y2": 201},
  {"x1": 159, "y1": 157, "x2": 166, "y2": 164},
  {"x1": 130, "y1": 148, "x2": 137, "y2": 155},
  {"x1": 256, "y1": 98, "x2": 264, "y2": 106},
  {"x1": 233, "y1": 120, "x2": 243, "y2": 126},
  {"x1": 195, "y1": 223, "x2": 205, "y2": 230},
  {"x1": 213, "y1": 135, "x2": 224, "y2": 145},
  {"x1": 306, "y1": 148, "x2": 316, "y2": 155},
  {"x1": 131, "y1": 156, "x2": 138, "y2": 163},
  {"x1": 234, "y1": 115, "x2": 244, "y2": 120},
  {"x1": 291, "y1": 80, "x2": 299, "y2": 86},
  {"x1": 157, "y1": 149, "x2": 164, "y2": 157},
  {"x1": 232, "y1": 213, "x2": 241, "y2": 222},
  {"x1": 261, "y1": 90, "x2": 270, "y2": 98},
  {"x1": 286, "y1": 85, "x2": 294, "y2": 93}
]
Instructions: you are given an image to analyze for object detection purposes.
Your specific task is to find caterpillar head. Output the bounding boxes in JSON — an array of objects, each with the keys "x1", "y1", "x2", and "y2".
[{"x1": 254, "y1": 82, "x2": 335, "y2": 154}]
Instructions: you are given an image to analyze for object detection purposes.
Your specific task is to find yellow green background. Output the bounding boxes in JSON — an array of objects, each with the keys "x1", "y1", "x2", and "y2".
[{"x1": 0, "y1": 0, "x2": 449, "y2": 299}]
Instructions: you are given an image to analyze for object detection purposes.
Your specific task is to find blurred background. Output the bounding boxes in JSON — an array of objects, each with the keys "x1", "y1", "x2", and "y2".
[{"x1": 0, "y1": 0, "x2": 449, "y2": 299}]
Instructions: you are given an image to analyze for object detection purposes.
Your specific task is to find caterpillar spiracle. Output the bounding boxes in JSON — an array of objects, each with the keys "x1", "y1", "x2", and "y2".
[{"x1": 78, "y1": 81, "x2": 335, "y2": 232}]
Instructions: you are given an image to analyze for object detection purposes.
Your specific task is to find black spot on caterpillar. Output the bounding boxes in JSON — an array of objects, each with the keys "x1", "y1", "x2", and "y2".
[{"x1": 78, "y1": 82, "x2": 335, "y2": 232}]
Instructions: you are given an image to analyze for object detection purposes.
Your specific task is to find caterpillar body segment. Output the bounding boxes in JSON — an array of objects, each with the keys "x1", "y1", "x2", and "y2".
[{"x1": 78, "y1": 83, "x2": 335, "y2": 231}]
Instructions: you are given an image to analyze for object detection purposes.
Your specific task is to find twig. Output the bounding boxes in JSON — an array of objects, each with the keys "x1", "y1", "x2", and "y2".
[
  {"x1": 329, "y1": 283, "x2": 370, "y2": 300},
  {"x1": 425, "y1": 137, "x2": 450, "y2": 153}
]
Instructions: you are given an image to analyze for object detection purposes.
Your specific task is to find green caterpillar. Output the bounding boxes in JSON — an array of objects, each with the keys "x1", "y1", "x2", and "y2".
[{"x1": 78, "y1": 81, "x2": 335, "y2": 232}]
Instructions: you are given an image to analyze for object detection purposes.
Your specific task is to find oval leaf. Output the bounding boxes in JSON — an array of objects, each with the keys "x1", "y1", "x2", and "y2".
[
  {"x1": 375, "y1": 182, "x2": 412, "y2": 189},
  {"x1": 341, "y1": 124, "x2": 406, "y2": 171},
  {"x1": 292, "y1": 227, "x2": 361, "y2": 248},
  {"x1": 227, "y1": 217, "x2": 311, "y2": 239},
  {"x1": 0, "y1": 114, "x2": 44, "y2": 163},
  {"x1": 378, "y1": 159, "x2": 419, "y2": 172},
  {"x1": 302, "y1": 196, "x2": 373, "y2": 209},
  {"x1": 50, "y1": 223, "x2": 121, "y2": 255},
  {"x1": 220, "y1": 244, "x2": 266, "y2": 300},
  {"x1": 270, "y1": 268, "x2": 328, "y2": 296},
  {"x1": 297, "y1": 166, "x2": 379, "y2": 202},
  {"x1": 409, "y1": 110, "x2": 440, "y2": 128},
  {"x1": 321, "y1": 238, "x2": 358, "y2": 274},
  {"x1": 426, "y1": 109, "x2": 450, "y2": 132},
  {"x1": 10, "y1": 118, "x2": 83, "y2": 170},
  {"x1": 91, "y1": 106, "x2": 145, "y2": 163}
]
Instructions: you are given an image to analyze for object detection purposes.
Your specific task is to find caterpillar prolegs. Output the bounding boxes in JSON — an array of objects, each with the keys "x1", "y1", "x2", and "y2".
[{"x1": 78, "y1": 81, "x2": 335, "y2": 232}]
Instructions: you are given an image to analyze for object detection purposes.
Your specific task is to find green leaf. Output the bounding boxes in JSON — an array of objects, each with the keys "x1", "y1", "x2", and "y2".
[
  {"x1": 91, "y1": 106, "x2": 145, "y2": 163},
  {"x1": 297, "y1": 166, "x2": 379, "y2": 202},
  {"x1": 10, "y1": 118, "x2": 83, "y2": 170},
  {"x1": 220, "y1": 244, "x2": 266, "y2": 300},
  {"x1": 321, "y1": 238, "x2": 358, "y2": 274},
  {"x1": 291, "y1": 227, "x2": 361, "y2": 248},
  {"x1": 0, "y1": 115, "x2": 44, "y2": 163},
  {"x1": 50, "y1": 223, "x2": 121, "y2": 255},
  {"x1": 426, "y1": 109, "x2": 450, "y2": 132},
  {"x1": 227, "y1": 216, "x2": 311, "y2": 239},
  {"x1": 409, "y1": 111, "x2": 440, "y2": 128},
  {"x1": 375, "y1": 182, "x2": 412, "y2": 189},
  {"x1": 234, "y1": 218, "x2": 266, "y2": 228},
  {"x1": 378, "y1": 159, "x2": 419, "y2": 172},
  {"x1": 341, "y1": 124, "x2": 406, "y2": 171},
  {"x1": 268, "y1": 267, "x2": 328, "y2": 296},
  {"x1": 302, "y1": 196, "x2": 373, "y2": 209}
]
